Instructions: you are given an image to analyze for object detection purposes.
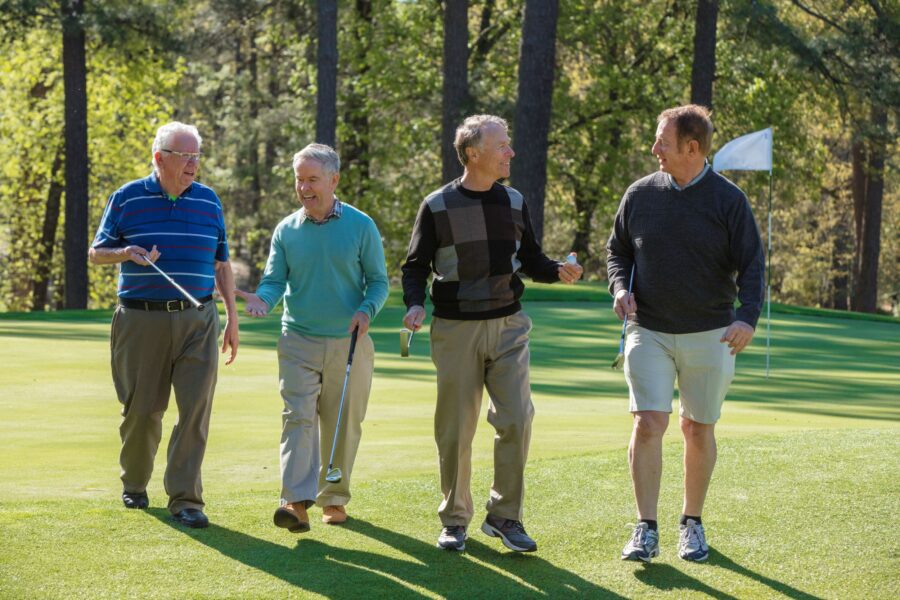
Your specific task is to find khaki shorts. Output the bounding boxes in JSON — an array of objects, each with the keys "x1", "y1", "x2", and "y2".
[{"x1": 624, "y1": 324, "x2": 735, "y2": 424}]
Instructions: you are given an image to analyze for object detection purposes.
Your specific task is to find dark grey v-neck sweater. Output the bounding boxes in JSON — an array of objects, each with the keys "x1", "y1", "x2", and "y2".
[{"x1": 606, "y1": 169, "x2": 765, "y2": 334}]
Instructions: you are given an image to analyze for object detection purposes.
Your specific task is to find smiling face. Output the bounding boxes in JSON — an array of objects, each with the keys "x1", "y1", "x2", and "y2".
[
  {"x1": 469, "y1": 122, "x2": 515, "y2": 181},
  {"x1": 651, "y1": 118, "x2": 704, "y2": 185},
  {"x1": 155, "y1": 131, "x2": 200, "y2": 197},
  {"x1": 294, "y1": 158, "x2": 339, "y2": 221}
]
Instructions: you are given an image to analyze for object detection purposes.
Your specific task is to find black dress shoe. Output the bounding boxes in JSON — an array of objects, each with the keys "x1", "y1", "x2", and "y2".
[
  {"x1": 172, "y1": 508, "x2": 209, "y2": 528},
  {"x1": 122, "y1": 491, "x2": 149, "y2": 509}
]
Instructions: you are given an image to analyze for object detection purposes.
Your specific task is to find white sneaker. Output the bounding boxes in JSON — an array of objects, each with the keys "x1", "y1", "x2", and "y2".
[
  {"x1": 678, "y1": 519, "x2": 709, "y2": 562},
  {"x1": 621, "y1": 522, "x2": 659, "y2": 562}
]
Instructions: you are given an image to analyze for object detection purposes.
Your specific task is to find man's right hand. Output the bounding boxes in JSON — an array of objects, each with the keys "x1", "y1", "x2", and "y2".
[
  {"x1": 234, "y1": 289, "x2": 269, "y2": 317},
  {"x1": 403, "y1": 305, "x2": 426, "y2": 331},
  {"x1": 127, "y1": 244, "x2": 160, "y2": 265},
  {"x1": 613, "y1": 289, "x2": 637, "y2": 321}
]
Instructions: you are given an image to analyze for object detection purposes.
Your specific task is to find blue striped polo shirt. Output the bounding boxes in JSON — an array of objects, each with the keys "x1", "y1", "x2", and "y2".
[{"x1": 91, "y1": 172, "x2": 229, "y2": 301}]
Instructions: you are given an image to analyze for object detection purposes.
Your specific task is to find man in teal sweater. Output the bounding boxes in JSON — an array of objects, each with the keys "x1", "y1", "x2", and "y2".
[{"x1": 236, "y1": 144, "x2": 389, "y2": 533}]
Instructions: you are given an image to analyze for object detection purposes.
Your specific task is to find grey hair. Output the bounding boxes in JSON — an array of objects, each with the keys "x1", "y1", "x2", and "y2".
[
  {"x1": 292, "y1": 143, "x2": 341, "y2": 174},
  {"x1": 151, "y1": 122, "x2": 202, "y2": 168},
  {"x1": 454, "y1": 114, "x2": 508, "y2": 166}
]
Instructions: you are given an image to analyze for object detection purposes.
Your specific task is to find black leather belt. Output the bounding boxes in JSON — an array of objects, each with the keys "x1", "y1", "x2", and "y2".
[{"x1": 120, "y1": 295, "x2": 213, "y2": 312}]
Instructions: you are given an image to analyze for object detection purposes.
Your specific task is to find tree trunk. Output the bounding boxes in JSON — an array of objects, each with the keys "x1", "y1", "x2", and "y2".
[
  {"x1": 316, "y1": 0, "x2": 338, "y2": 147},
  {"x1": 853, "y1": 105, "x2": 887, "y2": 313},
  {"x1": 690, "y1": 0, "x2": 718, "y2": 109},
  {"x1": 33, "y1": 150, "x2": 66, "y2": 311},
  {"x1": 62, "y1": 0, "x2": 89, "y2": 309},
  {"x1": 850, "y1": 136, "x2": 866, "y2": 298},
  {"x1": 342, "y1": 0, "x2": 373, "y2": 195},
  {"x1": 510, "y1": 0, "x2": 559, "y2": 245},
  {"x1": 442, "y1": 0, "x2": 469, "y2": 184}
]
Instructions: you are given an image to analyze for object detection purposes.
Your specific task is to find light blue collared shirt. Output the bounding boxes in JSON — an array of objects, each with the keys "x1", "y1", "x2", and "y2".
[{"x1": 669, "y1": 161, "x2": 710, "y2": 191}]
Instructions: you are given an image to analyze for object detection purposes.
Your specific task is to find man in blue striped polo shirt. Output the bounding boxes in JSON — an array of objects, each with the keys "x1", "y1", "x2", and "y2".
[{"x1": 89, "y1": 121, "x2": 239, "y2": 529}]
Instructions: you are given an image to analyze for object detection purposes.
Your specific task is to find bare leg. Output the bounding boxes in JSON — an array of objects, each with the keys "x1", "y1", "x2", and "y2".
[
  {"x1": 629, "y1": 411, "x2": 669, "y2": 521},
  {"x1": 681, "y1": 417, "x2": 717, "y2": 516}
]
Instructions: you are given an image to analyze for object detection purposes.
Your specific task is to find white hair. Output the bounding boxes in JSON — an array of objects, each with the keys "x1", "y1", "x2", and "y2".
[
  {"x1": 454, "y1": 114, "x2": 508, "y2": 166},
  {"x1": 152, "y1": 122, "x2": 202, "y2": 169},
  {"x1": 292, "y1": 143, "x2": 341, "y2": 174}
]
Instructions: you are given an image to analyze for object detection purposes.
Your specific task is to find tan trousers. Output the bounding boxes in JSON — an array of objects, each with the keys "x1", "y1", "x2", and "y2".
[
  {"x1": 430, "y1": 312, "x2": 535, "y2": 526},
  {"x1": 110, "y1": 301, "x2": 219, "y2": 514},
  {"x1": 277, "y1": 330, "x2": 374, "y2": 508}
]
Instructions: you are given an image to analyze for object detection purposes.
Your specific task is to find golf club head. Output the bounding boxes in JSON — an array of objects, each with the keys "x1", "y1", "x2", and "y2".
[
  {"x1": 611, "y1": 352, "x2": 625, "y2": 370},
  {"x1": 400, "y1": 328, "x2": 411, "y2": 357},
  {"x1": 325, "y1": 467, "x2": 342, "y2": 483}
]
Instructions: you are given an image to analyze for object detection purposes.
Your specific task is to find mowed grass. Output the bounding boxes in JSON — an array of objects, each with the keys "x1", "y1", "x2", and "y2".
[{"x1": 0, "y1": 284, "x2": 898, "y2": 599}]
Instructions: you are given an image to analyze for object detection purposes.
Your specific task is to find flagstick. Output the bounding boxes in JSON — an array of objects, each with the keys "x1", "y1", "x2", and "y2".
[{"x1": 766, "y1": 170, "x2": 772, "y2": 379}]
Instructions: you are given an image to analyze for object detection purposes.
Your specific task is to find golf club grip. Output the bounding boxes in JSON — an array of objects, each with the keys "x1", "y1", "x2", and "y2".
[{"x1": 347, "y1": 328, "x2": 359, "y2": 365}]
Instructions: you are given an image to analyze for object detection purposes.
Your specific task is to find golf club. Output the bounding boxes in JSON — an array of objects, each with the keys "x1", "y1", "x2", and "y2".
[
  {"x1": 325, "y1": 328, "x2": 359, "y2": 484},
  {"x1": 611, "y1": 264, "x2": 636, "y2": 370},
  {"x1": 400, "y1": 327, "x2": 415, "y2": 357},
  {"x1": 140, "y1": 255, "x2": 205, "y2": 311}
]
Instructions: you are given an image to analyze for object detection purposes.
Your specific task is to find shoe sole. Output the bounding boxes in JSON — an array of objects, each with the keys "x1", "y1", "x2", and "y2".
[
  {"x1": 480, "y1": 522, "x2": 537, "y2": 553},
  {"x1": 274, "y1": 508, "x2": 310, "y2": 533},
  {"x1": 436, "y1": 541, "x2": 466, "y2": 551},
  {"x1": 171, "y1": 515, "x2": 208, "y2": 529},
  {"x1": 679, "y1": 551, "x2": 709, "y2": 562},
  {"x1": 621, "y1": 548, "x2": 659, "y2": 562}
]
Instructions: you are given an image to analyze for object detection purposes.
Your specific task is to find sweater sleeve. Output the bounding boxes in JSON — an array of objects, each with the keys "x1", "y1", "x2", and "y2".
[
  {"x1": 358, "y1": 218, "x2": 389, "y2": 319},
  {"x1": 729, "y1": 193, "x2": 766, "y2": 328},
  {"x1": 401, "y1": 200, "x2": 435, "y2": 308},
  {"x1": 605, "y1": 191, "x2": 635, "y2": 297},
  {"x1": 255, "y1": 224, "x2": 288, "y2": 311},
  {"x1": 517, "y1": 199, "x2": 560, "y2": 283}
]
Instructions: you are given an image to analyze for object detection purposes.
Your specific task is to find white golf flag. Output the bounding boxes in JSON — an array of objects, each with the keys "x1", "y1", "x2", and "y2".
[{"x1": 713, "y1": 128, "x2": 773, "y2": 172}]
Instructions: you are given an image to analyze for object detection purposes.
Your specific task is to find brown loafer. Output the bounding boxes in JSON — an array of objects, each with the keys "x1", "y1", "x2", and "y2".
[
  {"x1": 274, "y1": 502, "x2": 310, "y2": 533},
  {"x1": 322, "y1": 505, "x2": 347, "y2": 525}
]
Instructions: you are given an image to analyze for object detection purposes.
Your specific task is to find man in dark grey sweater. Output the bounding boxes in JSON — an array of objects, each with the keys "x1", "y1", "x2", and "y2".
[
  {"x1": 607, "y1": 105, "x2": 764, "y2": 563},
  {"x1": 402, "y1": 115, "x2": 582, "y2": 553}
]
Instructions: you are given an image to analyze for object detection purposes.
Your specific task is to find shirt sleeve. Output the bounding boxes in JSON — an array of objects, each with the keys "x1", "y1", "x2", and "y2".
[
  {"x1": 255, "y1": 224, "x2": 288, "y2": 311},
  {"x1": 91, "y1": 192, "x2": 123, "y2": 249},
  {"x1": 605, "y1": 191, "x2": 635, "y2": 297},
  {"x1": 729, "y1": 193, "x2": 765, "y2": 328},
  {"x1": 401, "y1": 200, "x2": 435, "y2": 308},
  {"x1": 214, "y1": 193, "x2": 229, "y2": 262},
  {"x1": 517, "y1": 200, "x2": 560, "y2": 283},
  {"x1": 358, "y1": 218, "x2": 390, "y2": 319}
]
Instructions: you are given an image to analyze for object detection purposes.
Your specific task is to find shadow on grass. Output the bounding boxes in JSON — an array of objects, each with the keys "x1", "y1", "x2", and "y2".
[
  {"x1": 145, "y1": 509, "x2": 622, "y2": 598},
  {"x1": 631, "y1": 549, "x2": 823, "y2": 600}
]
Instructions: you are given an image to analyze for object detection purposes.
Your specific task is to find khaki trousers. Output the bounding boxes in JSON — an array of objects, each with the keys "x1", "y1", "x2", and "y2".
[
  {"x1": 277, "y1": 330, "x2": 374, "y2": 508},
  {"x1": 430, "y1": 312, "x2": 535, "y2": 526},
  {"x1": 110, "y1": 301, "x2": 219, "y2": 514}
]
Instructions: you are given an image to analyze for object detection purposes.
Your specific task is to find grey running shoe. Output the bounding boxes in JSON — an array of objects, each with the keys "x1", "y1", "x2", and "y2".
[
  {"x1": 678, "y1": 519, "x2": 709, "y2": 562},
  {"x1": 437, "y1": 525, "x2": 467, "y2": 551},
  {"x1": 481, "y1": 514, "x2": 537, "y2": 552},
  {"x1": 621, "y1": 522, "x2": 660, "y2": 562}
]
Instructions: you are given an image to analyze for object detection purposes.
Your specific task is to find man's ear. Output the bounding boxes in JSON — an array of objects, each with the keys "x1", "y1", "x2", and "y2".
[
  {"x1": 466, "y1": 145, "x2": 478, "y2": 164},
  {"x1": 687, "y1": 139, "x2": 701, "y2": 156},
  {"x1": 331, "y1": 172, "x2": 340, "y2": 188}
]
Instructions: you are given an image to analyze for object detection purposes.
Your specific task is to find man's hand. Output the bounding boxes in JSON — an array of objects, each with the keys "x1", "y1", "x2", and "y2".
[
  {"x1": 128, "y1": 244, "x2": 160, "y2": 265},
  {"x1": 613, "y1": 289, "x2": 637, "y2": 320},
  {"x1": 720, "y1": 320, "x2": 755, "y2": 355},
  {"x1": 234, "y1": 288, "x2": 269, "y2": 317},
  {"x1": 349, "y1": 311, "x2": 370, "y2": 336},
  {"x1": 558, "y1": 252, "x2": 584, "y2": 284},
  {"x1": 221, "y1": 317, "x2": 238, "y2": 365},
  {"x1": 403, "y1": 305, "x2": 426, "y2": 331}
]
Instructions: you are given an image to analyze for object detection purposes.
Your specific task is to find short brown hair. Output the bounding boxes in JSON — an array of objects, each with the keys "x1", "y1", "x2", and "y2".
[
  {"x1": 454, "y1": 114, "x2": 508, "y2": 166},
  {"x1": 658, "y1": 105, "x2": 714, "y2": 155}
]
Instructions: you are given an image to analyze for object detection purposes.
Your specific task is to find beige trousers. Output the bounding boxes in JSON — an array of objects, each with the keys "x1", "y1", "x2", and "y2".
[
  {"x1": 110, "y1": 300, "x2": 219, "y2": 514},
  {"x1": 277, "y1": 330, "x2": 374, "y2": 508},
  {"x1": 430, "y1": 312, "x2": 535, "y2": 526}
]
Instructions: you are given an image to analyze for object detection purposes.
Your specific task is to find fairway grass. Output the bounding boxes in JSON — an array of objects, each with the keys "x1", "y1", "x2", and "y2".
[{"x1": 0, "y1": 293, "x2": 898, "y2": 598}]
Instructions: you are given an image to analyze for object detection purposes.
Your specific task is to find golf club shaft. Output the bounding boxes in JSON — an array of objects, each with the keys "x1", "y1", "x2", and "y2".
[
  {"x1": 618, "y1": 264, "x2": 636, "y2": 353},
  {"x1": 141, "y1": 256, "x2": 204, "y2": 309},
  {"x1": 326, "y1": 328, "x2": 359, "y2": 472}
]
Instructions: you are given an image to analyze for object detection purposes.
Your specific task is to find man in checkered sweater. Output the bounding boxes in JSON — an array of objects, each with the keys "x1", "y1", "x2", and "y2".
[{"x1": 402, "y1": 115, "x2": 583, "y2": 553}]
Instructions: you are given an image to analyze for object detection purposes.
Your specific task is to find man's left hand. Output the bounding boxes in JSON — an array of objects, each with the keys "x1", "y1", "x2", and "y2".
[
  {"x1": 720, "y1": 320, "x2": 754, "y2": 355},
  {"x1": 558, "y1": 252, "x2": 584, "y2": 284},
  {"x1": 349, "y1": 311, "x2": 370, "y2": 337},
  {"x1": 221, "y1": 317, "x2": 239, "y2": 365}
]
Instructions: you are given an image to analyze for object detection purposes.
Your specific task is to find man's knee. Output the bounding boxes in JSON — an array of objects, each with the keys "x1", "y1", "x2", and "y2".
[
  {"x1": 680, "y1": 417, "x2": 715, "y2": 444},
  {"x1": 632, "y1": 411, "x2": 669, "y2": 441}
]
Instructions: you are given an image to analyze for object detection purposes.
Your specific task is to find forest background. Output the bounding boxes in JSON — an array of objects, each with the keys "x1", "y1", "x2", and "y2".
[{"x1": 0, "y1": 0, "x2": 896, "y2": 314}]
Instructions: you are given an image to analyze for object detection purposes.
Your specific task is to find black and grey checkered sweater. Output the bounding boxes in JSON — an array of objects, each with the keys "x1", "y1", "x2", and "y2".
[{"x1": 402, "y1": 179, "x2": 560, "y2": 320}]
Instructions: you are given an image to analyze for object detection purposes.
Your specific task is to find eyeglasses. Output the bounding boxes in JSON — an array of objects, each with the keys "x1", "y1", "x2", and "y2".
[{"x1": 161, "y1": 149, "x2": 203, "y2": 161}]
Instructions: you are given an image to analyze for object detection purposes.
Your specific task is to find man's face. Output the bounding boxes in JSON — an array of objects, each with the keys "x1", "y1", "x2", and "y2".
[
  {"x1": 470, "y1": 123, "x2": 515, "y2": 180},
  {"x1": 295, "y1": 158, "x2": 339, "y2": 219},
  {"x1": 156, "y1": 132, "x2": 200, "y2": 194},
  {"x1": 651, "y1": 119, "x2": 694, "y2": 181}
]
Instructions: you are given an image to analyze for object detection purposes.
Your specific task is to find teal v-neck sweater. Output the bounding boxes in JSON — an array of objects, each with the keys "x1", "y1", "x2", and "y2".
[{"x1": 255, "y1": 203, "x2": 389, "y2": 337}]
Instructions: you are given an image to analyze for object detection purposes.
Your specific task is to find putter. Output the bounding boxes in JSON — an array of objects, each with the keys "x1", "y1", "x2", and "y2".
[
  {"x1": 325, "y1": 328, "x2": 359, "y2": 484},
  {"x1": 611, "y1": 264, "x2": 636, "y2": 370},
  {"x1": 141, "y1": 256, "x2": 204, "y2": 311},
  {"x1": 400, "y1": 327, "x2": 415, "y2": 357}
]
